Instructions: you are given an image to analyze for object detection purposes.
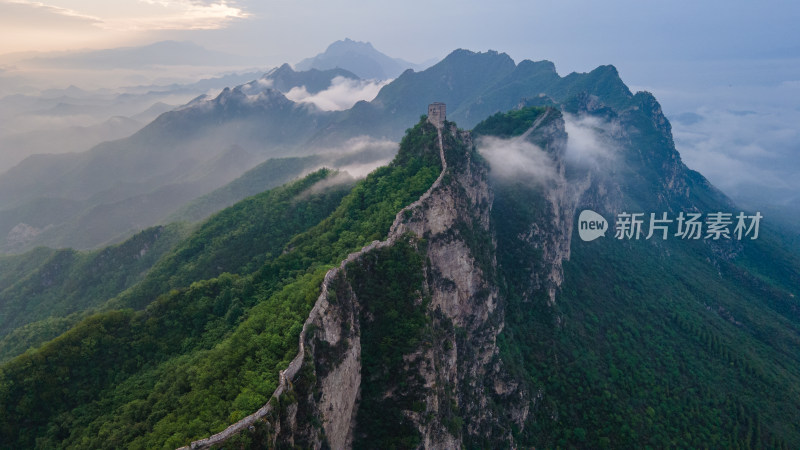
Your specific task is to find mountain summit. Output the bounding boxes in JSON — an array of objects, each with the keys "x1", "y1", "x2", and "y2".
[{"x1": 295, "y1": 38, "x2": 425, "y2": 79}]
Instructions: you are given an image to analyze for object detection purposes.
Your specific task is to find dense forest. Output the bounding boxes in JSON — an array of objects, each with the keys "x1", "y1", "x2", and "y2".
[
  {"x1": 1, "y1": 102, "x2": 799, "y2": 449},
  {"x1": 0, "y1": 119, "x2": 442, "y2": 448},
  {"x1": 485, "y1": 107, "x2": 800, "y2": 448}
]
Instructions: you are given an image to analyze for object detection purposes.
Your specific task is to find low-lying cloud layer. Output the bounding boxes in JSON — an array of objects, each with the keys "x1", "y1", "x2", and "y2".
[
  {"x1": 285, "y1": 76, "x2": 390, "y2": 111},
  {"x1": 563, "y1": 114, "x2": 620, "y2": 167},
  {"x1": 477, "y1": 113, "x2": 619, "y2": 185},
  {"x1": 671, "y1": 105, "x2": 800, "y2": 205},
  {"x1": 317, "y1": 136, "x2": 397, "y2": 178},
  {"x1": 478, "y1": 135, "x2": 559, "y2": 184},
  {"x1": 636, "y1": 62, "x2": 800, "y2": 209},
  {"x1": 294, "y1": 171, "x2": 356, "y2": 201}
]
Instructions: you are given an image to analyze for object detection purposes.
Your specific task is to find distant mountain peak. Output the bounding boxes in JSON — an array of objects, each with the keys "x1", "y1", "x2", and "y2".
[
  {"x1": 295, "y1": 39, "x2": 429, "y2": 80},
  {"x1": 261, "y1": 63, "x2": 360, "y2": 94},
  {"x1": 516, "y1": 59, "x2": 558, "y2": 74},
  {"x1": 442, "y1": 48, "x2": 516, "y2": 65},
  {"x1": 325, "y1": 38, "x2": 379, "y2": 53}
]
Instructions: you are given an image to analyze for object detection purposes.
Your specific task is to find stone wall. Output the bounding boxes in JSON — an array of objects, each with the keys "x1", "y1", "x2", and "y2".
[
  {"x1": 181, "y1": 124, "x2": 450, "y2": 450},
  {"x1": 427, "y1": 102, "x2": 446, "y2": 128}
]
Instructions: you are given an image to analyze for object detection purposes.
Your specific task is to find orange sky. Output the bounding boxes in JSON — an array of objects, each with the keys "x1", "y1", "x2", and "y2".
[{"x1": 0, "y1": 0, "x2": 248, "y2": 55}]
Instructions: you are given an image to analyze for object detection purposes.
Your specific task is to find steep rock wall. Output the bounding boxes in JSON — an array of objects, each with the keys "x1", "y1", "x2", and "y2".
[
  {"x1": 183, "y1": 113, "x2": 573, "y2": 449},
  {"x1": 270, "y1": 121, "x2": 526, "y2": 448}
]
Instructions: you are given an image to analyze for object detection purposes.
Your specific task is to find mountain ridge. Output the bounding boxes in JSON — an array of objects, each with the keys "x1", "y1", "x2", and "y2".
[
  {"x1": 0, "y1": 97, "x2": 799, "y2": 447},
  {"x1": 177, "y1": 97, "x2": 800, "y2": 448},
  {"x1": 295, "y1": 38, "x2": 425, "y2": 79},
  {"x1": 1, "y1": 46, "x2": 799, "y2": 446},
  {"x1": 0, "y1": 48, "x2": 650, "y2": 254}
]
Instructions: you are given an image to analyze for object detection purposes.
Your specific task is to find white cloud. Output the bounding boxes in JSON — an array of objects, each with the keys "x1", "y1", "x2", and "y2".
[
  {"x1": 104, "y1": 0, "x2": 250, "y2": 31},
  {"x1": 2, "y1": 0, "x2": 102, "y2": 24},
  {"x1": 285, "y1": 76, "x2": 390, "y2": 111},
  {"x1": 294, "y1": 171, "x2": 356, "y2": 201},
  {"x1": 255, "y1": 77, "x2": 273, "y2": 88},
  {"x1": 477, "y1": 113, "x2": 623, "y2": 189},
  {"x1": 563, "y1": 113, "x2": 619, "y2": 167},
  {"x1": 671, "y1": 106, "x2": 800, "y2": 200},
  {"x1": 477, "y1": 135, "x2": 560, "y2": 185},
  {"x1": 335, "y1": 159, "x2": 392, "y2": 179}
]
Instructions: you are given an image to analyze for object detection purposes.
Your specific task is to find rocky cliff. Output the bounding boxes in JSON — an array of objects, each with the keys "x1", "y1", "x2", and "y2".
[
  {"x1": 183, "y1": 94, "x2": 770, "y2": 449},
  {"x1": 183, "y1": 109, "x2": 574, "y2": 449}
]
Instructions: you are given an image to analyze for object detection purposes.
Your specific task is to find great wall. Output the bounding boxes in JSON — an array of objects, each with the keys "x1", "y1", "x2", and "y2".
[{"x1": 180, "y1": 104, "x2": 449, "y2": 450}]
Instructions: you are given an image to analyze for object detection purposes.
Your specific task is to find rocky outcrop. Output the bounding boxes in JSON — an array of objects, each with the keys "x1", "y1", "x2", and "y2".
[
  {"x1": 286, "y1": 120, "x2": 546, "y2": 448},
  {"x1": 507, "y1": 108, "x2": 587, "y2": 306},
  {"x1": 183, "y1": 111, "x2": 574, "y2": 449},
  {"x1": 181, "y1": 120, "x2": 450, "y2": 450},
  {"x1": 266, "y1": 121, "x2": 520, "y2": 448},
  {"x1": 384, "y1": 123, "x2": 526, "y2": 447}
]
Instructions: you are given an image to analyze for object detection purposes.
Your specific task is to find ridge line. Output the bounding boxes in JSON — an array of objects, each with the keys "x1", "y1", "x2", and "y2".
[{"x1": 182, "y1": 124, "x2": 448, "y2": 450}]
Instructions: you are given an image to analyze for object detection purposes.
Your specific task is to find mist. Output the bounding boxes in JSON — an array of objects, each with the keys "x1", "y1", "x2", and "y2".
[
  {"x1": 477, "y1": 135, "x2": 559, "y2": 184},
  {"x1": 294, "y1": 171, "x2": 357, "y2": 202},
  {"x1": 307, "y1": 136, "x2": 398, "y2": 179},
  {"x1": 0, "y1": 66, "x2": 267, "y2": 172},
  {"x1": 477, "y1": 113, "x2": 620, "y2": 186},
  {"x1": 670, "y1": 104, "x2": 800, "y2": 206},
  {"x1": 563, "y1": 113, "x2": 620, "y2": 167},
  {"x1": 285, "y1": 76, "x2": 390, "y2": 111}
]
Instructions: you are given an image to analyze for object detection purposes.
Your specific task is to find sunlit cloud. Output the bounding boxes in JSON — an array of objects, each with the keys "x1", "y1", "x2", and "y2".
[
  {"x1": 0, "y1": 1, "x2": 106, "y2": 54},
  {"x1": 0, "y1": 0, "x2": 250, "y2": 54},
  {"x1": 4, "y1": 0, "x2": 101, "y2": 22},
  {"x1": 103, "y1": 0, "x2": 250, "y2": 31}
]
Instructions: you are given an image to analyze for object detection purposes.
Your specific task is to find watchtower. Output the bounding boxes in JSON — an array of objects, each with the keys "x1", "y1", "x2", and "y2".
[{"x1": 427, "y1": 102, "x2": 446, "y2": 128}]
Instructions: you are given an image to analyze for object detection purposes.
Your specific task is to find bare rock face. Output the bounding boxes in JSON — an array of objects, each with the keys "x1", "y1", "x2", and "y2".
[
  {"x1": 187, "y1": 114, "x2": 570, "y2": 449},
  {"x1": 258, "y1": 122, "x2": 529, "y2": 449},
  {"x1": 500, "y1": 108, "x2": 585, "y2": 307},
  {"x1": 391, "y1": 125, "x2": 523, "y2": 447},
  {"x1": 525, "y1": 110, "x2": 574, "y2": 305}
]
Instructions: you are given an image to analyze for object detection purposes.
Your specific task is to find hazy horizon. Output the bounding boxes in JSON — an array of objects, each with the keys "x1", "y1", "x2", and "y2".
[{"x1": 2, "y1": 0, "x2": 799, "y2": 211}]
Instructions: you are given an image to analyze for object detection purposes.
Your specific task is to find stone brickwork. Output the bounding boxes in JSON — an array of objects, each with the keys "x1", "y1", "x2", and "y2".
[{"x1": 427, "y1": 102, "x2": 446, "y2": 128}]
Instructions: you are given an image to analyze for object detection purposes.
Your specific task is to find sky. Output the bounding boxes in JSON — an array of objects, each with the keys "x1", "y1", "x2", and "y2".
[
  {"x1": 1, "y1": 0, "x2": 799, "y2": 207},
  {"x1": 3, "y1": 0, "x2": 799, "y2": 86},
  {"x1": 2, "y1": 0, "x2": 798, "y2": 67}
]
